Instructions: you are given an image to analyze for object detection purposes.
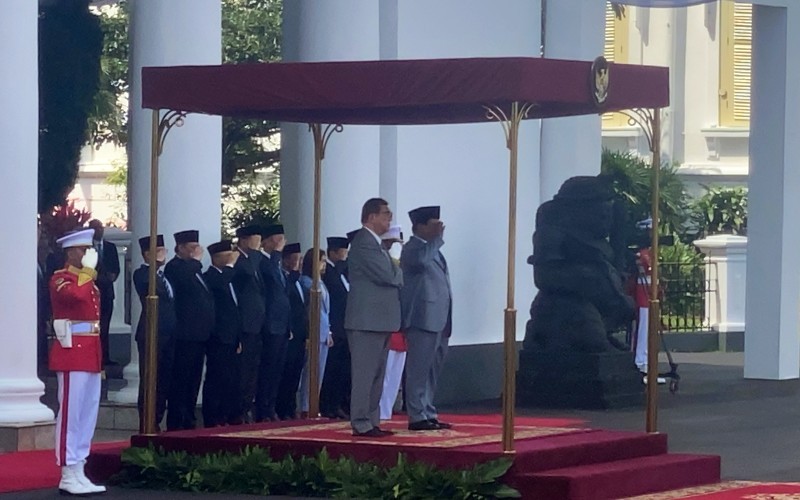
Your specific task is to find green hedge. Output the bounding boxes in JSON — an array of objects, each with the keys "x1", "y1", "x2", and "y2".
[{"x1": 113, "y1": 444, "x2": 521, "y2": 499}]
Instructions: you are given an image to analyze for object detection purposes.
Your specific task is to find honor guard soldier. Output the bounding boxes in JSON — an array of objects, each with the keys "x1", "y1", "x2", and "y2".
[{"x1": 49, "y1": 229, "x2": 107, "y2": 495}]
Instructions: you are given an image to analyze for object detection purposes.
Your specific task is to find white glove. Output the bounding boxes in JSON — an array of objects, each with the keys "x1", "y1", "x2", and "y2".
[{"x1": 81, "y1": 248, "x2": 99, "y2": 270}]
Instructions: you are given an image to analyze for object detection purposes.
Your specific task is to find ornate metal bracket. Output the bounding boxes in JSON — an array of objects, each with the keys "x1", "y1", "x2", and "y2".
[
  {"x1": 484, "y1": 103, "x2": 536, "y2": 150},
  {"x1": 309, "y1": 123, "x2": 344, "y2": 160},
  {"x1": 618, "y1": 108, "x2": 658, "y2": 154},
  {"x1": 157, "y1": 110, "x2": 188, "y2": 156}
]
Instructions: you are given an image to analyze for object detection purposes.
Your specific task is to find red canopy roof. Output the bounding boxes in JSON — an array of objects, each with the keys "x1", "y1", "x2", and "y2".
[{"x1": 142, "y1": 57, "x2": 668, "y2": 125}]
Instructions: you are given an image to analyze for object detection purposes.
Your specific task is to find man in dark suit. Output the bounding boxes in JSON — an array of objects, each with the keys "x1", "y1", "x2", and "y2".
[
  {"x1": 202, "y1": 241, "x2": 243, "y2": 427},
  {"x1": 275, "y1": 243, "x2": 307, "y2": 420},
  {"x1": 132, "y1": 234, "x2": 177, "y2": 431},
  {"x1": 163, "y1": 230, "x2": 214, "y2": 430},
  {"x1": 255, "y1": 224, "x2": 291, "y2": 422},
  {"x1": 88, "y1": 219, "x2": 120, "y2": 366},
  {"x1": 401, "y1": 206, "x2": 453, "y2": 431},
  {"x1": 346, "y1": 198, "x2": 403, "y2": 437},
  {"x1": 232, "y1": 225, "x2": 266, "y2": 423},
  {"x1": 320, "y1": 236, "x2": 351, "y2": 419}
]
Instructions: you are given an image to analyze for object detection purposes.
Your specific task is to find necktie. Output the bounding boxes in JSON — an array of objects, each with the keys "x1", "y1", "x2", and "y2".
[
  {"x1": 196, "y1": 273, "x2": 210, "y2": 292},
  {"x1": 158, "y1": 269, "x2": 174, "y2": 299},
  {"x1": 229, "y1": 283, "x2": 238, "y2": 305}
]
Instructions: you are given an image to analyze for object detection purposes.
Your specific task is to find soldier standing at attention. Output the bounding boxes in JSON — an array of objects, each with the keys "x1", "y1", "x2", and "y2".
[{"x1": 49, "y1": 229, "x2": 107, "y2": 495}]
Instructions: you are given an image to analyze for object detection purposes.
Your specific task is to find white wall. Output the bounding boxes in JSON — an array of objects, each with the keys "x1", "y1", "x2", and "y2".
[{"x1": 393, "y1": 0, "x2": 541, "y2": 346}]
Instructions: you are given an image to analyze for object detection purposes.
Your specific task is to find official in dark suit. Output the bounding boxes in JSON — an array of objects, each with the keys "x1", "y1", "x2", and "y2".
[
  {"x1": 132, "y1": 234, "x2": 177, "y2": 431},
  {"x1": 202, "y1": 241, "x2": 243, "y2": 427},
  {"x1": 255, "y1": 224, "x2": 291, "y2": 422},
  {"x1": 232, "y1": 225, "x2": 266, "y2": 423},
  {"x1": 275, "y1": 243, "x2": 307, "y2": 420},
  {"x1": 320, "y1": 236, "x2": 351, "y2": 418},
  {"x1": 346, "y1": 198, "x2": 403, "y2": 437},
  {"x1": 400, "y1": 206, "x2": 453, "y2": 431},
  {"x1": 89, "y1": 220, "x2": 120, "y2": 366},
  {"x1": 163, "y1": 230, "x2": 215, "y2": 430}
]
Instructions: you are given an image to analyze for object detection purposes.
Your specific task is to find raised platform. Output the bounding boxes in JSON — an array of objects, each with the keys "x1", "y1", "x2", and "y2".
[
  {"x1": 0, "y1": 422, "x2": 54, "y2": 453},
  {"x1": 86, "y1": 414, "x2": 721, "y2": 499}
]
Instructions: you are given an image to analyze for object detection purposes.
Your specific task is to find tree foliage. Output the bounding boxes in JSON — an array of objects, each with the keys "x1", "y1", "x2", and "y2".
[
  {"x1": 600, "y1": 148, "x2": 689, "y2": 237},
  {"x1": 39, "y1": 0, "x2": 103, "y2": 213},
  {"x1": 89, "y1": 3, "x2": 129, "y2": 147},
  {"x1": 221, "y1": 0, "x2": 283, "y2": 186},
  {"x1": 690, "y1": 185, "x2": 748, "y2": 237},
  {"x1": 88, "y1": 0, "x2": 283, "y2": 186}
]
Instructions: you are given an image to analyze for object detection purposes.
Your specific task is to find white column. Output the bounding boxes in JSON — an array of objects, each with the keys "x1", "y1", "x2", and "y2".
[
  {"x1": 121, "y1": 0, "x2": 222, "y2": 402},
  {"x1": 281, "y1": 0, "x2": 381, "y2": 245},
  {"x1": 0, "y1": 0, "x2": 54, "y2": 424},
  {"x1": 539, "y1": 0, "x2": 605, "y2": 202},
  {"x1": 744, "y1": 4, "x2": 800, "y2": 380},
  {"x1": 694, "y1": 235, "x2": 747, "y2": 333}
]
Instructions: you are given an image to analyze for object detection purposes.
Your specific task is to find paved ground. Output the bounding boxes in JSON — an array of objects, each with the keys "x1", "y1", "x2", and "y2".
[
  {"x1": 460, "y1": 352, "x2": 800, "y2": 482},
  {"x1": 5, "y1": 351, "x2": 798, "y2": 498}
]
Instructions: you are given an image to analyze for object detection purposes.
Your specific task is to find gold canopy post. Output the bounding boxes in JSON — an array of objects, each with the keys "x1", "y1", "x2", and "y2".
[
  {"x1": 485, "y1": 101, "x2": 534, "y2": 453},
  {"x1": 619, "y1": 108, "x2": 662, "y2": 433},
  {"x1": 142, "y1": 109, "x2": 186, "y2": 436},
  {"x1": 646, "y1": 111, "x2": 662, "y2": 433},
  {"x1": 307, "y1": 123, "x2": 342, "y2": 418}
]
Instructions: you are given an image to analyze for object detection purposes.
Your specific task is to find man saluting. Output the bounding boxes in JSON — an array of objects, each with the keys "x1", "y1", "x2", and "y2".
[{"x1": 49, "y1": 229, "x2": 107, "y2": 495}]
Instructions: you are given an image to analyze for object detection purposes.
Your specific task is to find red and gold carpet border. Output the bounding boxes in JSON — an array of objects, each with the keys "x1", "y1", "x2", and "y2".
[
  {"x1": 623, "y1": 481, "x2": 800, "y2": 499},
  {"x1": 217, "y1": 420, "x2": 589, "y2": 448}
]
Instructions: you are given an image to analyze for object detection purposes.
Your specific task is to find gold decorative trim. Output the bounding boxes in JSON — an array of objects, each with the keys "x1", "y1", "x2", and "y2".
[
  {"x1": 621, "y1": 481, "x2": 764, "y2": 499},
  {"x1": 216, "y1": 422, "x2": 587, "y2": 449}
]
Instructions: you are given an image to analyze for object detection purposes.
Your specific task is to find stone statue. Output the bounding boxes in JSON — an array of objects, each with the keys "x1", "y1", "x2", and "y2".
[
  {"x1": 517, "y1": 175, "x2": 642, "y2": 408},
  {"x1": 523, "y1": 175, "x2": 636, "y2": 352}
]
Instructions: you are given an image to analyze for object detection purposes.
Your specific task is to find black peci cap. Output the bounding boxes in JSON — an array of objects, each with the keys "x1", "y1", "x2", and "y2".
[
  {"x1": 138, "y1": 234, "x2": 165, "y2": 253},
  {"x1": 327, "y1": 236, "x2": 349, "y2": 251},
  {"x1": 208, "y1": 240, "x2": 235, "y2": 256},
  {"x1": 283, "y1": 242, "x2": 301, "y2": 255},
  {"x1": 174, "y1": 230, "x2": 199, "y2": 245},
  {"x1": 408, "y1": 206, "x2": 441, "y2": 226},
  {"x1": 261, "y1": 224, "x2": 285, "y2": 238},
  {"x1": 236, "y1": 225, "x2": 262, "y2": 238}
]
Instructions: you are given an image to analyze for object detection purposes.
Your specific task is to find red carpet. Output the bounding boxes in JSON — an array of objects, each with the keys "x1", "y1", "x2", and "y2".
[
  {"x1": 0, "y1": 416, "x2": 745, "y2": 498},
  {"x1": 105, "y1": 413, "x2": 720, "y2": 498},
  {"x1": 623, "y1": 480, "x2": 800, "y2": 498},
  {"x1": 0, "y1": 441, "x2": 127, "y2": 494}
]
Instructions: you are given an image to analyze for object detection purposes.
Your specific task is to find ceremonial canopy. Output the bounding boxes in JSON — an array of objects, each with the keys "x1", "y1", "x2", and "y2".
[
  {"x1": 141, "y1": 56, "x2": 668, "y2": 123},
  {"x1": 139, "y1": 55, "x2": 670, "y2": 446}
]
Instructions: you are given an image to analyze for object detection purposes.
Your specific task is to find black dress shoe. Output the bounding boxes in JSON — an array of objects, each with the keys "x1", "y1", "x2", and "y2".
[
  {"x1": 429, "y1": 419, "x2": 452, "y2": 429},
  {"x1": 353, "y1": 427, "x2": 393, "y2": 437},
  {"x1": 408, "y1": 420, "x2": 440, "y2": 431}
]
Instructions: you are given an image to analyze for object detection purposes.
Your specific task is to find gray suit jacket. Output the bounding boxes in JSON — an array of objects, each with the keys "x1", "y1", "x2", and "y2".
[
  {"x1": 400, "y1": 235, "x2": 452, "y2": 333},
  {"x1": 344, "y1": 228, "x2": 403, "y2": 332}
]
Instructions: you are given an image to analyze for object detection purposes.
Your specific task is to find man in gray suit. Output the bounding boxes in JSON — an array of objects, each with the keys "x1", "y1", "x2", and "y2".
[
  {"x1": 401, "y1": 206, "x2": 453, "y2": 431},
  {"x1": 345, "y1": 198, "x2": 403, "y2": 437}
]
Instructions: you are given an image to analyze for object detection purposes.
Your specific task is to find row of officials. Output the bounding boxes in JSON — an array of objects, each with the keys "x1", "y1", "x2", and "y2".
[{"x1": 47, "y1": 198, "x2": 451, "y2": 494}]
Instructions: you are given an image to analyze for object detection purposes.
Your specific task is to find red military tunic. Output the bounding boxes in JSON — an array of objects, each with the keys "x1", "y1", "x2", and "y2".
[
  {"x1": 634, "y1": 248, "x2": 652, "y2": 308},
  {"x1": 49, "y1": 266, "x2": 103, "y2": 373}
]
